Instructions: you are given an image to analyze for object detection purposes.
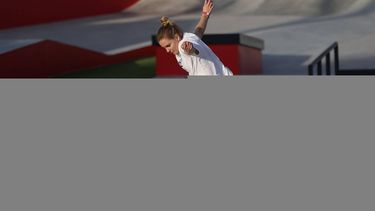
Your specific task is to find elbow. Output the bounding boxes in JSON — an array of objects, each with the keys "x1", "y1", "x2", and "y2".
[
  {"x1": 194, "y1": 28, "x2": 204, "y2": 39},
  {"x1": 195, "y1": 27, "x2": 204, "y2": 33}
]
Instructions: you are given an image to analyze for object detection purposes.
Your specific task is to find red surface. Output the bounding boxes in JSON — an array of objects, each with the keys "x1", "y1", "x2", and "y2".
[
  {"x1": 210, "y1": 45, "x2": 241, "y2": 75},
  {"x1": 155, "y1": 44, "x2": 263, "y2": 76},
  {"x1": 155, "y1": 47, "x2": 188, "y2": 77},
  {"x1": 239, "y1": 46, "x2": 262, "y2": 74},
  {"x1": 0, "y1": 0, "x2": 139, "y2": 29},
  {"x1": 0, "y1": 40, "x2": 155, "y2": 78}
]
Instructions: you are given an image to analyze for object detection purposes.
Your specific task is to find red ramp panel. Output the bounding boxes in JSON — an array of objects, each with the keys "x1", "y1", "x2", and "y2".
[
  {"x1": 0, "y1": 40, "x2": 154, "y2": 78},
  {"x1": 0, "y1": 0, "x2": 139, "y2": 29}
]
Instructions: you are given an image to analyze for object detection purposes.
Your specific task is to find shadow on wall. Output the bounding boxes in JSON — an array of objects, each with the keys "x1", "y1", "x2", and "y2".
[
  {"x1": 263, "y1": 54, "x2": 311, "y2": 75},
  {"x1": 340, "y1": 55, "x2": 375, "y2": 70}
]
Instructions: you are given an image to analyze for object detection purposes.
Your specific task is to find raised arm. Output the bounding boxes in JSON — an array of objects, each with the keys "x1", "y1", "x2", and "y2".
[{"x1": 194, "y1": 0, "x2": 214, "y2": 39}]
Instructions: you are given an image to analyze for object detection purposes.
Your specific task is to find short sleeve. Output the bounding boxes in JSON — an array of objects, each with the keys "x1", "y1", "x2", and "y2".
[{"x1": 178, "y1": 33, "x2": 204, "y2": 56}]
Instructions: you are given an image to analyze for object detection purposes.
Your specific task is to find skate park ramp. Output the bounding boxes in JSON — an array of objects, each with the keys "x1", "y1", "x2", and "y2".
[
  {"x1": 128, "y1": 0, "x2": 364, "y2": 16},
  {"x1": 1, "y1": 0, "x2": 375, "y2": 75},
  {"x1": 0, "y1": 0, "x2": 140, "y2": 29}
]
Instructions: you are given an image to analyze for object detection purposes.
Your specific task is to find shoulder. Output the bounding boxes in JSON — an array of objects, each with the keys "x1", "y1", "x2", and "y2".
[
  {"x1": 181, "y1": 33, "x2": 201, "y2": 42},
  {"x1": 179, "y1": 33, "x2": 201, "y2": 48},
  {"x1": 178, "y1": 33, "x2": 203, "y2": 55}
]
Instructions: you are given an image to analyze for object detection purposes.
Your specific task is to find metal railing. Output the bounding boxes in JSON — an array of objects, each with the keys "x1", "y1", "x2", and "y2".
[{"x1": 308, "y1": 42, "x2": 339, "y2": 75}]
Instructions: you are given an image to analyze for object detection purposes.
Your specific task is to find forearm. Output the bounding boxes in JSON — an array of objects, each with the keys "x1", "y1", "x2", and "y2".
[{"x1": 194, "y1": 15, "x2": 209, "y2": 39}]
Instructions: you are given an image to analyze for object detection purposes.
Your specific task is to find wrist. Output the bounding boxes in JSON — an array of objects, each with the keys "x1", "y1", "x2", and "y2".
[{"x1": 201, "y1": 11, "x2": 210, "y2": 17}]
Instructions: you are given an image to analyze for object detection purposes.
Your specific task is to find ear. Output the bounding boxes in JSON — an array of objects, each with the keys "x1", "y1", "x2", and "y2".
[{"x1": 174, "y1": 34, "x2": 180, "y2": 41}]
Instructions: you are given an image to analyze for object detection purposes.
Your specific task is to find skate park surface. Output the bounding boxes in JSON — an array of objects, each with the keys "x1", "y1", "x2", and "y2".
[{"x1": 1, "y1": 0, "x2": 375, "y2": 75}]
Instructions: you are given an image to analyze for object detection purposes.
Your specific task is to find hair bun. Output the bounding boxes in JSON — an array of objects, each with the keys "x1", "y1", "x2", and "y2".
[{"x1": 160, "y1": 16, "x2": 171, "y2": 27}]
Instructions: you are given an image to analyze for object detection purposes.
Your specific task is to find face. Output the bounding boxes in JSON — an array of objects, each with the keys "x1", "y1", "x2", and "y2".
[{"x1": 158, "y1": 35, "x2": 180, "y2": 55}]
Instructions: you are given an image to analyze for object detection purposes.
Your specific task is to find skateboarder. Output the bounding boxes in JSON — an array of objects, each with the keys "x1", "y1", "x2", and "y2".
[{"x1": 156, "y1": 0, "x2": 233, "y2": 76}]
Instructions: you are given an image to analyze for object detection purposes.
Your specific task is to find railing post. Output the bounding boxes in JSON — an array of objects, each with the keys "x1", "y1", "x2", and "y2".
[
  {"x1": 326, "y1": 53, "x2": 331, "y2": 75},
  {"x1": 317, "y1": 61, "x2": 322, "y2": 75},
  {"x1": 308, "y1": 65, "x2": 314, "y2": 75},
  {"x1": 334, "y1": 45, "x2": 339, "y2": 75}
]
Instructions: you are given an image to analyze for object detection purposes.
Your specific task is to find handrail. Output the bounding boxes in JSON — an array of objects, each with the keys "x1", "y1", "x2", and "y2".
[{"x1": 308, "y1": 42, "x2": 339, "y2": 75}]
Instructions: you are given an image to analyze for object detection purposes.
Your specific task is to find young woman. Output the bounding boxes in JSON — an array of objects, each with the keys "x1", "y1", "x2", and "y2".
[{"x1": 156, "y1": 0, "x2": 233, "y2": 76}]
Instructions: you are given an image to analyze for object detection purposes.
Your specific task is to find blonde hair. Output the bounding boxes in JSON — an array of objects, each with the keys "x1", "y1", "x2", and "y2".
[{"x1": 156, "y1": 16, "x2": 183, "y2": 41}]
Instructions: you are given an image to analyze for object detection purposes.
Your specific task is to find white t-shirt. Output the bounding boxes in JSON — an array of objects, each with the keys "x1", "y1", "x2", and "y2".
[{"x1": 175, "y1": 33, "x2": 233, "y2": 76}]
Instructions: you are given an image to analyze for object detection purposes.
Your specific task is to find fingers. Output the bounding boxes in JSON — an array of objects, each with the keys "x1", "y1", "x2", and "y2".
[
  {"x1": 182, "y1": 42, "x2": 193, "y2": 54},
  {"x1": 203, "y1": 0, "x2": 214, "y2": 13},
  {"x1": 182, "y1": 42, "x2": 192, "y2": 51},
  {"x1": 209, "y1": 3, "x2": 214, "y2": 12}
]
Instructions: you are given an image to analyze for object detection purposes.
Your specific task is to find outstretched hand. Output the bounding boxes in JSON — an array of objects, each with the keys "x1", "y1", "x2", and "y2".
[
  {"x1": 194, "y1": 0, "x2": 214, "y2": 39},
  {"x1": 202, "y1": 0, "x2": 214, "y2": 15}
]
